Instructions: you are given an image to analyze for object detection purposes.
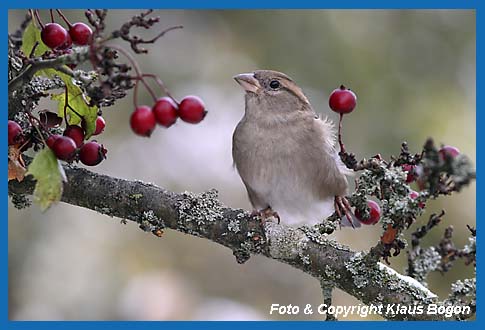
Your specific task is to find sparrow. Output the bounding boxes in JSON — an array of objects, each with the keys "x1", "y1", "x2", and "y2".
[{"x1": 232, "y1": 70, "x2": 358, "y2": 227}]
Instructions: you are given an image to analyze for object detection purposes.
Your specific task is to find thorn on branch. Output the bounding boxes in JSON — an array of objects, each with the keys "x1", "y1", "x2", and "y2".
[
  {"x1": 437, "y1": 225, "x2": 476, "y2": 272},
  {"x1": 411, "y1": 211, "x2": 445, "y2": 249}
]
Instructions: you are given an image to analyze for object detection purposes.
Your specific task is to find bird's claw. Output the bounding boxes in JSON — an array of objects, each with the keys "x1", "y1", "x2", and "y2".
[
  {"x1": 251, "y1": 207, "x2": 280, "y2": 224},
  {"x1": 334, "y1": 196, "x2": 355, "y2": 229}
]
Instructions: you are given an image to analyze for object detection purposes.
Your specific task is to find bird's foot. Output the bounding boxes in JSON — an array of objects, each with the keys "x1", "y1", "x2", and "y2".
[
  {"x1": 251, "y1": 207, "x2": 280, "y2": 224},
  {"x1": 334, "y1": 196, "x2": 355, "y2": 228}
]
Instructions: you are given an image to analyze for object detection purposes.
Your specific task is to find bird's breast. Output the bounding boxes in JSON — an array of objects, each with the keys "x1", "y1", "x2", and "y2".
[{"x1": 233, "y1": 118, "x2": 322, "y2": 196}]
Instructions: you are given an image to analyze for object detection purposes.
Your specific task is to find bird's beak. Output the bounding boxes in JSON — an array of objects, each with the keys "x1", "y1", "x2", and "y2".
[{"x1": 233, "y1": 73, "x2": 261, "y2": 93}]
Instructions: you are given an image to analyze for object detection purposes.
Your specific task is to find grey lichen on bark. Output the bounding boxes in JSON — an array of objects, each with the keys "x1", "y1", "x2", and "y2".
[{"x1": 8, "y1": 161, "x2": 464, "y2": 321}]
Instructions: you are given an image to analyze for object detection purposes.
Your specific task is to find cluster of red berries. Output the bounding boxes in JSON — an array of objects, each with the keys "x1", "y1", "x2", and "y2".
[
  {"x1": 130, "y1": 95, "x2": 206, "y2": 137},
  {"x1": 41, "y1": 21, "x2": 92, "y2": 50},
  {"x1": 50, "y1": 116, "x2": 106, "y2": 165},
  {"x1": 9, "y1": 116, "x2": 107, "y2": 166}
]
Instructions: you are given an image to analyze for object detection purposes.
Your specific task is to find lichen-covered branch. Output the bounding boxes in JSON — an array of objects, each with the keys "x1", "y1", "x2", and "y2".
[
  {"x1": 8, "y1": 48, "x2": 90, "y2": 95},
  {"x1": 8, "y1": 163, "x2": 465, "y2": 321},
  {"x1": 406, "y1": 211, "x2": 445, "y2": 284}
]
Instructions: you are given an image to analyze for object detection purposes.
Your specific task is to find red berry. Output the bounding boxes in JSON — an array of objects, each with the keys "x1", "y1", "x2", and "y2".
[
  {"x1": 153, "y1": 97, "x2": 178, "y2": 127},
  {"x1": 8, "y1": 120, "x2": 23, "y2": 145},
  {"x1": 409, "y1": 190, "x2": 425, "y2": 209},
  {"x1": 81, "y1": 116, "x2": 105, "y2": 135},
  {"x1": 79, "y1": 141, "x2": 107, "y2": 166},
  {"x1": 178, "y1": 96, "x2": 207, "y2": 124},
  {"x1": 439, "y1": 145, "x2": 460, "y2": 160},
  {"x1": 69, "y1": 22, "x2": 92, "y2": 46},
  {"x1": 41, "y1": 23, "x2": 68, "y2": 49},
  {"x1": 51, "y1": 136, "x2": 77, "y2": 161},
  {"x1": 63, "y1": 125, "x2": 85, "y2": 147},
  {"x1": 130, "y1": 106, "x2": 156, "y2": 137},
  {"x1": 93, "y1": 116, "x2": 106, "y2": 135},
  {"x1": 58, "y1": 33, "x2": 72, "y2": 50},
  {"x1": 355, "y1": 200, "x2": 381, "y2": 225},
  {"x1": 46, "y1": 134, "x2": 61, "y2": 149},
  {"x1": 329, "y1": 85, "x2": 357, "y2": 114},
  {"x1": 402, "y1": 164, "x2": 416, "y2": 183}
]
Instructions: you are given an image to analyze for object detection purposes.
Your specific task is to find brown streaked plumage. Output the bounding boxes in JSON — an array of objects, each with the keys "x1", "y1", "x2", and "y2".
[{"x1": 232, "y1": 70, "x2": 358, "y2": 227}]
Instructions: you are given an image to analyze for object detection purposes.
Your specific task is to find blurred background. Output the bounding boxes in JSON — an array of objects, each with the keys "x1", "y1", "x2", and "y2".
[{"x1": 8, "y1": 10, "x2": 475, "y2": 320}]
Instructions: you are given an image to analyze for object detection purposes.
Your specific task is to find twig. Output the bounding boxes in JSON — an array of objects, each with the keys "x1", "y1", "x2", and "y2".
[
  {"x1": 63, "y1": 85, "x2": 70, "y2": 126},
  {"x1": 106, "y1": 44, "x2": 157, "y2": 102},
  {"x1": 28, "y1": 41, "x2": 39, "y2": 59},
  {"x1": 8, "y1": 48, "x2": 90, "y2": 94},
  {"x1": 144, "y1": 25, "x2": 183, "y2": 44},
  {"x1": 113, "y1": 9, "x2": 182, "y2": 54},
  {"x1": 411, "y1": 211, "x2": 445, "y2": 249},
  {"x1": 320, "y1": 280, "x2": 337, "y2": 321},
  {"x1": 138, "y1": 73, "x2": 177, "y2": 102}
]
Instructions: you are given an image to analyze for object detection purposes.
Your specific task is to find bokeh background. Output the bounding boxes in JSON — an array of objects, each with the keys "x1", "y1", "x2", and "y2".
[{"x1": 8, "y1": 10, "x2": 476, "y2": 320}]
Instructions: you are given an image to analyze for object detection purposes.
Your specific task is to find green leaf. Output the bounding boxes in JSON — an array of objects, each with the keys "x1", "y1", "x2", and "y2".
[
  {"x1": 21, "y1": 21, "x2": 50, "y2": 57},
  {"x1": 26, "y1": 149, "x2": 66, "y2": 211},
  {"x1": 51, "y1": 84, "x2": 98, "y2": 138}
]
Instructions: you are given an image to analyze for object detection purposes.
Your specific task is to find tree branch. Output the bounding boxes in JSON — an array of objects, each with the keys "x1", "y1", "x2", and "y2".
[
  {"x1": 9, "y1": 163, "x2": 452, "y2": 321},
  {"x1": 8, "y1": 48, "x2": 90, "y2": 95}
]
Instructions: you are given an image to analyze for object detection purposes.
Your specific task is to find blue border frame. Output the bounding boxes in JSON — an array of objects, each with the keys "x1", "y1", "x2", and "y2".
[{"x1": 3, "y1": 1, "x2": 481, "y2": 329}]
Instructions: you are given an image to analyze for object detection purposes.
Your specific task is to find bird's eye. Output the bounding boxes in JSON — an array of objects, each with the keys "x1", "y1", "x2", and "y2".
[{"x1": 269, "y1": 80, "x2": 280, "y2": 89}]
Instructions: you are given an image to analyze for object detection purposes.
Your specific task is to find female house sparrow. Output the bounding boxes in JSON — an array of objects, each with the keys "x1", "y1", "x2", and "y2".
[{"x1": 232, "y1": 70, "x2": 358, "y2": 227}]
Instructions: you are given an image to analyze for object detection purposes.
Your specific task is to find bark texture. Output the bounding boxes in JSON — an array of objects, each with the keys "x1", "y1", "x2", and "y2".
[{"x1": 9, "y1": 164, "x2": 446, "y2": 321}]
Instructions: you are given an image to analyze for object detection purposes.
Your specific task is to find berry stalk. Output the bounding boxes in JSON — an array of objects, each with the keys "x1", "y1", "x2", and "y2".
[
  {"x1": 107, "y1": 44, "x2": 158, "y2": 106},
  {"x1": 56, "y1": 9, "x2": 73, "y2": 28},
  {"x1": 338, "y1": 113, "x2": 346, "y2": 154}
]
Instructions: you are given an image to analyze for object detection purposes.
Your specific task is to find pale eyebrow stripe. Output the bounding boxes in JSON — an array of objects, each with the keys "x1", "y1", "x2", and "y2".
[{"x1": 280, "y1": 79, "x2": 309, "y2": 105}]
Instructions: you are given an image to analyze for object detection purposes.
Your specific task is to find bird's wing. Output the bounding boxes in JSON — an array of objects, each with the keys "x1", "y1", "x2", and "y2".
[{"x1": 310, "y1": 116, "x2": 350, "y2": 198}]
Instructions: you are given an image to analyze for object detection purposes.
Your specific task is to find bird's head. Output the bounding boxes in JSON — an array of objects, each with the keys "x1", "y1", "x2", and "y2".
[{"x1": 234, "y1": 70, "x2": 311, "y2": 118}]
